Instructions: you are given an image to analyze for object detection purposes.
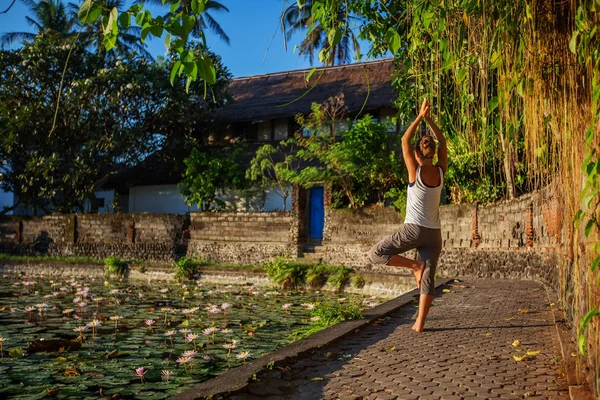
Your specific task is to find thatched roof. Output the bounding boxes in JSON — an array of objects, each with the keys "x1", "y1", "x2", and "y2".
[{"x1": 220, "y1": 58, "x2": 396, "y2": 122}]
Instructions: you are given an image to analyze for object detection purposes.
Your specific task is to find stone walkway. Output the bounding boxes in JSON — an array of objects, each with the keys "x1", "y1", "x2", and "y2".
[{"x1": 228, "y1": 279, "x2": 569, "y2": 400}]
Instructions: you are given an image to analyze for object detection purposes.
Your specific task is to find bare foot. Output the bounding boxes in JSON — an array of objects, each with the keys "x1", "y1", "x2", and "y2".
[
  {"x1": 411, "y1": 320, "x2": 425, "y2": 332},
  {"x1": 413, "y1": 260, "x2": 425, "y2": 289}
]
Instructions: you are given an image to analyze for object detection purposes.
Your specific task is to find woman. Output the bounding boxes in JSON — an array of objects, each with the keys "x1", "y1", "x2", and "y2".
[{"x1": 367, "y1": 98, "x2": 447, "y2": 332}]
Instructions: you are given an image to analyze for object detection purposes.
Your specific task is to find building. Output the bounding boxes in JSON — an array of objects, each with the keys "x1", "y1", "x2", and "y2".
[{"x1": 100, "y1": 59, "x2": 397, "y2": 220}]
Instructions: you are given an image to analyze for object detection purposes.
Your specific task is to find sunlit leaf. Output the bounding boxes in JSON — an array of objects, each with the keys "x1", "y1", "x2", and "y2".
[
  {"x1": 78, "y1": 0, "x2": 102, "y2": 24},
  {"x1": 385, "y1": 28, "x2": 401, "y2": 54},
  {"x1": 579, "y1": 306, "x2": 599, "y2": 331},
  {"x1": 569, "y1": 31, "x2": 580, "y2": 54}
]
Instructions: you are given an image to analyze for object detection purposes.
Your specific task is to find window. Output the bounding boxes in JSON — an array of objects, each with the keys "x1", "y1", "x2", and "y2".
[
  {"x1": 273, "y1": 118, "x2": 289, "y2": 141},
  {"x1": 256, "y1": 120, "x2": 272, "y2": 141},
  {"x1": 334, "y1": 120, "x2": 349, "y2": 135}
]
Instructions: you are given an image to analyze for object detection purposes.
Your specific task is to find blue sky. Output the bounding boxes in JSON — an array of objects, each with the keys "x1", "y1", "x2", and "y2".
[{"x1": 0, "y1": 0, "x2": 359, "y2": 77}]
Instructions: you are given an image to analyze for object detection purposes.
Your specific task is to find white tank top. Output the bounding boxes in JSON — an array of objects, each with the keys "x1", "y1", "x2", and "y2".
[{"x1": 404, "y1": 166, "x2": 444, "y2": 229}]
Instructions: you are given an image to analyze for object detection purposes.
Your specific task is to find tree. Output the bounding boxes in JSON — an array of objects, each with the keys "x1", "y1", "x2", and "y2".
[
  {"x1": 1, "y1": 0, "x2": 74, "y2": 46},
  {"x1": 246, "y1": 141, "x2": 302, "y2": 212},
  {"x1": 289, "y1": 97, "x2": 404, "y2": 209},
  {"x1": 282, "y1": 0, "x2": 359, "y2": 65},
  {"x1": 0, "y1": 35, "x2": 231, "y2": 214},
  {"x1": 179, "y1": 145, "x2": 247, "y2": 211}
]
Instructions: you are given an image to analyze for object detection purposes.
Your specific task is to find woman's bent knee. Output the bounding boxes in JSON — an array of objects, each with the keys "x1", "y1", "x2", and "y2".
[{"x1": 367, "y1": 246, "x2": 390, "y2": 265}]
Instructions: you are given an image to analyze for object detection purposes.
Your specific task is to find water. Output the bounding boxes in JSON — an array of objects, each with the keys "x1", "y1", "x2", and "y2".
[{"x1": 0, "y1": 274, "x2": 387, "y2": 399}]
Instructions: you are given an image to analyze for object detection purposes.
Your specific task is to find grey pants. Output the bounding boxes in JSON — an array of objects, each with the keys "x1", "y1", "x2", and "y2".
[{"x1": 367, "y1": 224, "x2": 442, "y2": 295}]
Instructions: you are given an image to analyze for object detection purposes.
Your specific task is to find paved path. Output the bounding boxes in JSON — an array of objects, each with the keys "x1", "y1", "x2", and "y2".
[{"x1": 228, "y1": 279, "x2": 569, "y2": 400}]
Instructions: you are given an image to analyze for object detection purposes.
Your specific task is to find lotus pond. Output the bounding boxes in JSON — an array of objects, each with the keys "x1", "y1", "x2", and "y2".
[{"x1": 0, "y1": 274, "x2": 389, "y2": 399}]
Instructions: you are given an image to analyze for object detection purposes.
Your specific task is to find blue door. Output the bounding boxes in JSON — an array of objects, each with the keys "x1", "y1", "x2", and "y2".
[{"x1": 309, "y1": 187, "x2": 324, "y2": 239}]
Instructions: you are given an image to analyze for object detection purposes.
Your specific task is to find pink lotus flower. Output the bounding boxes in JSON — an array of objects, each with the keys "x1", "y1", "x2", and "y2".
[{"x1": 134, "y1": 367, "x2": 147, "y2": 383}]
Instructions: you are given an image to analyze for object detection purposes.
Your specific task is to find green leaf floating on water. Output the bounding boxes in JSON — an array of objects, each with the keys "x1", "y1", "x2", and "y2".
[{"x1": 8, "y1": 347, "x2": 24, "y2": 358}]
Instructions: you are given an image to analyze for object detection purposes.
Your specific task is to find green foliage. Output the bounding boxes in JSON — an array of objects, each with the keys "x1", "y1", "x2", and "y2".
[
  {"x1": 385, "y1": 188, "x2": 407, "y2": 217},
  {"x1": 8, "y1": 348, "x2": 24, "y2": 359},
  {"x1": 179, "y1": 144, "x2": 247, "y2": 211},
  {"x1": 0, "y1": 36, "x2": 231, "y2": 214},
  {"x1": 578, "y1": 306, "x2": 599, "y2": 356},
  {"x1": 173, "y1": 257, "x2": 202, "y2": 281},
  {"x1": 444, "y1": 134, "x2": 504, "y2": 204},
  {"x1": 246, "y1": 141, "x2": 302, "y2": 212},
  {"x1": 571, "y1": 0, "x2": 600, "y2": 356},
  {"x1": 352, "y1": 274, "x2": 366, "y2": 289},
  {"x1": 291, "y1": 98, "x2": 405, "y2": 208},
  {"x1": 262, "y1": 257, "x2": 307, "y2": 289},
  {"x1": 104, "y1": 257, "x2": 129, "y2": 277},
  {"x1": 75, "y1": 0, "x2": 231, "y2": 91},
  {"x1": 263, "y1": 258, "x2": 352, "y2": 291},
  {"x1": 305, "y1": 264, "x2": 329, "y2": 289},
  {"x1": 290, "y1": 300, "x2": 363, "y2": 341},
  {"x1": 326, "y1": 267, "x2": 351, "y2": 291},
  {"x1": 281, "y1": 1, "x2": 360, "y2": 66}
]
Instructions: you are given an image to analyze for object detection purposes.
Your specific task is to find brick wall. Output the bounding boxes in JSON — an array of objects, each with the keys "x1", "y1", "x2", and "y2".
[{"x1": 186, "y1": 212, "x2": 299, "y2": 264}]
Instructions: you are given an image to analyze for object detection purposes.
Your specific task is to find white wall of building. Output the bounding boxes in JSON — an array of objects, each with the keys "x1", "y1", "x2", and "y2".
[
  {"x1": 129, "y1": 185, "x2": 201, "y2": 214},
  {"x1": 127, "y1": 184, "x2": 292, "y2": 214},
  {"x1": 84, "y1": 190, "x2": 116, "y2": 213}
]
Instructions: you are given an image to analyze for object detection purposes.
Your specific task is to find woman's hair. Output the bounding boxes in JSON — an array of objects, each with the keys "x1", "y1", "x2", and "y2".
[{"x1": 416, "y1": 135, "x2": 436, "y2": 159}]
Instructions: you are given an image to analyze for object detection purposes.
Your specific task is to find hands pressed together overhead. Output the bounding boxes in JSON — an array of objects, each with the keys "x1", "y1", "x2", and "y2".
[{"x1": 419, "y1": 98, "x2": 430, "y2": 119}]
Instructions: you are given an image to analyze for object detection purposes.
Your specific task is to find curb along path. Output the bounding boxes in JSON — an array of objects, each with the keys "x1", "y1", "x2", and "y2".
[{"x1": 227, "y1": 279, "x2": 569, "y2": 400}]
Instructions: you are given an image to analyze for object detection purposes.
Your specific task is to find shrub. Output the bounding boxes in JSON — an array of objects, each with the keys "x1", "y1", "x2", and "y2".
[
  {"x1": 306, "y1": 264, "x2": 328, "y2": 289},
  {"x1": 290, "y1": 300, "x2": 363, "y2": 341},
  {"x1": 262, "y1": 257, "x2": 306, "y2": 289},
  {"x1": 173, "y1": 257, "x2": 200, "y2": 281},
  {"x1": 385, "y1": 188, "x2": 407, "y2": 218},
  {"x1": 327, "y1": 267, "x2": 352, "y2": 291},
  {"x1": 104, "y1": 257, "x2": 129, "y2": 277},
  {"x1": 352, "y1": 274, "x2": 366, "y2": 289}
]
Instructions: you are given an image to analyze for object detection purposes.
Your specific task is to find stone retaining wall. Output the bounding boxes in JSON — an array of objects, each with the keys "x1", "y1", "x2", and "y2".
[
  {"x1": 0, "y1": 189, "x2": 560, "y2": 285},
  {"x1": 0, "y1": 214, "x2": 186, "y2": 260},
  {"x1": 321, "y1": 189, "x2": 559, "y2": 287},
  {"x1": 186, "y1": 212, "x2": 299, "y2": 263}
]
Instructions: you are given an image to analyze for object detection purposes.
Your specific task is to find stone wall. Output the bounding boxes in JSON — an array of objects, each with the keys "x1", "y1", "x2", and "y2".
[
  {"x1": 321, "y1": 189, "x2": 559, "y2": 287},
  {"x1": 186, "y1": 212, "x2": 299, "y2": 264},
  {"x1": 0, "y1": 189, "x2": 561, "y2": 284},
  {"x1": 0, "y1": 214, "x2": 185, "y2": 261}
]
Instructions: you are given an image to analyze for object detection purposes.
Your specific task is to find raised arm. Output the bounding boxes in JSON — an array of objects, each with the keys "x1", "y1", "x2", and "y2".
[
  {"x1": 402, "y1": 99, "x2": 429, "y2": 183},
  {"x1": 424, "y1": 115, "x2": 447, "y2": 173}
]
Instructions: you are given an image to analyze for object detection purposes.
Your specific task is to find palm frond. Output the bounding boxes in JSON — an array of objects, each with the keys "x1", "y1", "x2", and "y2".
[
  {"x1": 203, "y1": 12, "x2": 229, "y2": 45},
  {"x1": 205, "y1": 0, "x2": 228, "y2": 12},
  {"x1": 1, "y1": 31, "x2": 37, "y2": 46}
]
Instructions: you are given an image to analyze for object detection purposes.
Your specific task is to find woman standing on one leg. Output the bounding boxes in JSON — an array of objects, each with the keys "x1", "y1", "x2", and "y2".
[{"x1": 367, "y1": 98, "x2": 447, "y2": 332}]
